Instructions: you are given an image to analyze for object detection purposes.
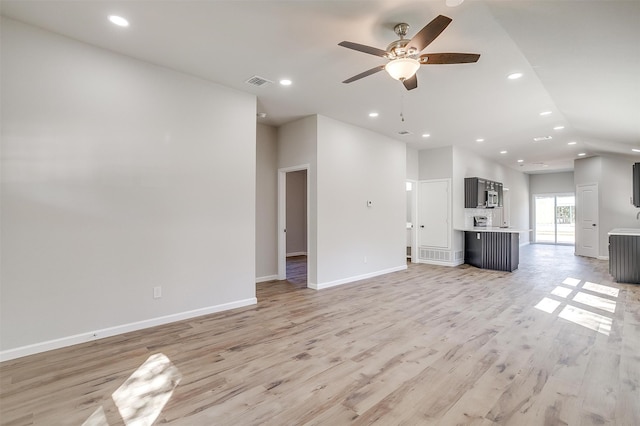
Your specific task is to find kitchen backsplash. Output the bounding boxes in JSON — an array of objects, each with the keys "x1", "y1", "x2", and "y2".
[{"x1": 465, "y1": 207, "x2": 505, "y2": 228}]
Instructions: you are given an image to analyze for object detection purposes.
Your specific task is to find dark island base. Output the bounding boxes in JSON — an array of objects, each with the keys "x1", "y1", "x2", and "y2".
[
  {"x1": 464, "y1": 231, "x2": 520, "y2": 272},
  {"x1": 609, "y1": 235, "x2": 640, "y2": 284}
]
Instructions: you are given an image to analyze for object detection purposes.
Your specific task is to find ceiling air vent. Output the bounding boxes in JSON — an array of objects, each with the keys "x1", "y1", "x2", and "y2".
[
  {"x1": 398, "y1": 130, "x2": 412, "y2": 136},
  {"x1": 245, "y1": 76, "x2": 273, "y2": 87}
]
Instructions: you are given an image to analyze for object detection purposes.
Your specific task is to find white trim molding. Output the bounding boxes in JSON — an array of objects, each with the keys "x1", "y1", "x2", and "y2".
[
  {"x1": 309, "y1": 265, "x2": 407, "y2": 290},
  {"x1": 0, "y1": 298, "x2": 257, "y2": 362},
  {"x1": 256, "y1": 275, "x2": 279, "y2": 283},
  {"x1": 286, "y1": 252, "x2": 308, "y2": 257}
]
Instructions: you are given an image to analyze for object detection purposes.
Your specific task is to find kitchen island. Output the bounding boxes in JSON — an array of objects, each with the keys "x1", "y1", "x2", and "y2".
[
  {"x1": 608, "y1": 228, "x2": 640, "y2": 284},
  {"x1": 457, "y1": 227, "x2": 531, "y2": 272}
]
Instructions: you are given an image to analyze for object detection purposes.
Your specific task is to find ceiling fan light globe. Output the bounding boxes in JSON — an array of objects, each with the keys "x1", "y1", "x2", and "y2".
[{"x1": 385, "y1": 58, "x2": 420, "y2": 81}]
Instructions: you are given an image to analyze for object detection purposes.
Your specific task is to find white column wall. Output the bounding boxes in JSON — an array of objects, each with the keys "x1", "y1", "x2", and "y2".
[
  {"x1": 256, "y1": 123, "x2": 278, "y2": 281},
  {"x1": 315, "y1": 115, "x2": 406, "y2": 287}
]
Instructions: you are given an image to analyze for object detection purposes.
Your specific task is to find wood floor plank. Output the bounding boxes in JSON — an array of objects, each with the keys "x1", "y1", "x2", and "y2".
[{"x1": 1, "y1": 246, "x2": 639, "y2": 425}]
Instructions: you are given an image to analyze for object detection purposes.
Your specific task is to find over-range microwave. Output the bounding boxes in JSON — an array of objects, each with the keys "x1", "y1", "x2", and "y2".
[{"x1": 486, "y1": 190, "x2": 498, "y2": 208}]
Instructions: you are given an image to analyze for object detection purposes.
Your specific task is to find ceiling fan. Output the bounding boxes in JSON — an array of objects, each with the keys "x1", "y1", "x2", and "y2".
[{"x1": 338, "y1": 15, "x2": 480, "y2": 91}]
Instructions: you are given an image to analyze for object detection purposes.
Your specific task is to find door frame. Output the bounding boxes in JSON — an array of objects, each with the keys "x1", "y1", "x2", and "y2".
[
  {"x1": 417, "y1": 178, "x2": 451, "y2": 250},
  {"x1": 532, "y1": 192, "x2": 575, "y2": 245},
  {"x1": 406, "y1": 179, "x2": 418, "y2": 263},
  {"x1": 277, "y1": 164, "x2": 310, "y2": 281}
]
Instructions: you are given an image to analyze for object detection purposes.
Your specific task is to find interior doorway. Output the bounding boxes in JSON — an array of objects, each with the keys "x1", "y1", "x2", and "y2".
[
  {"x1": 534, "y1": 193, "x2": 576, "y2": 245},
  {"x1": 406, "y1": 180, "x2": 417, "y2": 263},
  {"x1": 278, "y1": 165, "x2": 309, "y2": 285}
]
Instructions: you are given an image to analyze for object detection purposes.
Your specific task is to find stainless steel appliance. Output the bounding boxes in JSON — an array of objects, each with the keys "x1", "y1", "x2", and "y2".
[
  {"x1": 486, "y1": 190, "x2": 498, "y2": 208},
  {"x1": 474, "y1": 215, "x2": 488, "y2": 227}
]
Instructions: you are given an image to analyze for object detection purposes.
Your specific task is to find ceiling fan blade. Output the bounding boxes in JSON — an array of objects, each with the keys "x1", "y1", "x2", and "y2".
[
  {"x1": 406, "y1": 15, "x2": 452, "y2": 53},
  {"x1": 403, "y1": 74, "x2": 418, "y2": 91},
  {"x1": 342, "y1": 65, "x2": 386, "y2": 83},
  {"x1": 338, "y1": 41, "x2": 388, "y2": 57},
  {"x1": 420, "y1": 53, "x2": 481, "y2": 64}
]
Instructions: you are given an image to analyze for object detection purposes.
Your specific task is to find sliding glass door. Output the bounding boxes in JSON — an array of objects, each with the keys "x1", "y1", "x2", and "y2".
[{"x1": 534, "y1": 194, "x2": 575, "y2": 245}]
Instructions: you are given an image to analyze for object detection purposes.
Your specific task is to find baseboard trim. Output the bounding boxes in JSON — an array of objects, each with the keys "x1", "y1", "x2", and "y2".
[
  {"x1": 417, "y1": 259, "x2": 465, "y2": 267},
  {"x1": 0, "y1": 297, "x2": 257, "y2": 362},
  {"x1": 597, "y1": 255, "x2": 609, "y2": 261},
  {"x1": 286, "y1": 252, "x2": 307, "y2": 257},
  {"x1": 310, "y1": 265, "x2": 408, "y2": 290},
  {"x1": 256, "y1": 274, "x2": 278, "y2": 283}
]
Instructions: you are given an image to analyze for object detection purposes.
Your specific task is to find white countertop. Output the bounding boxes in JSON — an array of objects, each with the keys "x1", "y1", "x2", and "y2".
[
  {"x1": 456, "y1": 227, "x2": 532, "y2": 234},
  {"x1": 608, "y1": 228, "x2": 640, "y2": 236}
]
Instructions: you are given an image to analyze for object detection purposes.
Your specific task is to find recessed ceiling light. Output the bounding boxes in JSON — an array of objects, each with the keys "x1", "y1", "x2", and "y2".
[
  {"x1": 539, "y1": 111, "x2": 552, "y2": 116},
  {"x1": 517, "y1": 159, "x2": 524, "y2": 163},
  {"x1": 476, "y1": 138, "x2": 485, "y2": 142},
  {"x1": 578, "y1": 153, "x2": 586, "y2": 156},
  {"x1": 633, "y1": 149, "x2": 640, "y2": 153},
  {"x1": 368, "y1": 112, "x2": 379, "y2": 118},
  {"x1": 500, "y1": 150, "x2": 508, "y2": 154},
  {"x1": 507, "y1": 72, "x2": 523, "y2": 80},
  {"x1": 553, "y1": 125, "x2": 565, "y2": 130},
  {"x1": 533, "y1": 136, "x2": 553, "y2": 142},
  {"x1": 279, "y1": 79, "x2": 292, "y2": 86},
  {"x1": 422, "y1": 133, "x2": 430, "y2": 138},
  {"x1": 568, "y1": 141, "x2": 577, "y2": 145},
  {"x1": 445, "y1": 0, "x2": 464, "y2": 7},
  {"x1": 108, "y1": 15, "x2": 129, "y2": 27}
]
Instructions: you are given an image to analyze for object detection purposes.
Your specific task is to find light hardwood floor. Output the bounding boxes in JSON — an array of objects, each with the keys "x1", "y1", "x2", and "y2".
[{"x1": 1, "y1": 246, "x2": 639, "y2": 425}]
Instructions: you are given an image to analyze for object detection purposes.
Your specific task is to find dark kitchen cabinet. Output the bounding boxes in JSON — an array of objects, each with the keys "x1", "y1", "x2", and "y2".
[
  {"x1": 464, "y1": 177, "x2": 486, "y2": 208},
  {"x1": 465, "y1": 177, "x2": 504, "y2": 208},
  {"x1": 464, "y1": 231, "x2": 520, "y2": 272}
]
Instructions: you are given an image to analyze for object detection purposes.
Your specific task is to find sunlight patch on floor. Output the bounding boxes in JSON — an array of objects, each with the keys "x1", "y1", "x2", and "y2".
[
  {"x1": 562, "y1": 277, "x2": 581, "y2": 287},
  {"x1": 551, "y1": 286, "x2": 573, "y2": 298},
  {"x1": 582, "y1": 281, "x2": 620, "y2": 298},
  {"x1": 83, "y1": 406, "x2": 108, "y2": 426},
  {"x1": 558, "y1": 305, "x2": 612, "y2": 336},
  {"x1": 534, "y1": 278, "x2": 618, "y2": 337},
  {"x1": 83, "y1": 353, "x2": 181, "y2": 426},
  {"x1": 535, "y1": 297, "x2": 562, "y2": 314},
  {"x1": 572, "y1": 292, "x2": 617, "y2": 314}
]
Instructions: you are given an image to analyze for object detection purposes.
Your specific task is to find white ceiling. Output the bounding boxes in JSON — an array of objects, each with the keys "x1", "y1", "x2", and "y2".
[{"x1": 2, "y1": 0, "x2": 639, "y2": 173}]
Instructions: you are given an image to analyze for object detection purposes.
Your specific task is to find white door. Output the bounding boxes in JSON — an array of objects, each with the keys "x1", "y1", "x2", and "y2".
[
  {"x1": 418, "y1": 180, "x2": 450, "y2": 249},
  {"x1": 576, "y1": 184, "x2": 599, "y2": 258}
]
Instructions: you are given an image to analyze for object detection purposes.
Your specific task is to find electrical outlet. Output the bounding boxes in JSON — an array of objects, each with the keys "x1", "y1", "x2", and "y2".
[{"x1": 153, "y1": 286, "x2": 162, "y2": 299}]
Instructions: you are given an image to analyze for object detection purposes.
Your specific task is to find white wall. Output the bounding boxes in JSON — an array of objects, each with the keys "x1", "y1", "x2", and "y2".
[
  {"x1": 0, "y1": 19, "x2": 257, "y2": 358},
  {"x1": 419, "y1": 146, "x2": 453, "y2": 180},
  {"x1": 286, "y1": 170, "x2": 307, "y2": 255},
  {"x1": 256, "y1": 124, "x2": 278, "y2": 281},
  {"x1": 575, "y1": 155, "x2": 639, "y2": 257},
  {"x1": 316, "y1": 116, "x2": 406, "y2": 287},
  {"x1": 406, "y1": 147, "x2": 419, "y2": 181},
  {"x1": 529, "y1": 172, "x2": 575, "y2": 195}
]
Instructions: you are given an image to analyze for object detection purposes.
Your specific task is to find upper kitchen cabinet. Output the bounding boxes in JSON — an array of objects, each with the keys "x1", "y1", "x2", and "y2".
[
  {"x1": 465, "y1": 177, "x2": 503, "y2": 208},
  {"x1": 464, "y1": 177, "x2": 486, "y2": 208}
]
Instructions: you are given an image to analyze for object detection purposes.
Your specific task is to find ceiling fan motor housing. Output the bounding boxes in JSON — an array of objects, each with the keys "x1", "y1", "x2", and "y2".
[
  {"x1": 386, "y1": 39, "x2": 418, "y2": 59},
  {"x1": 388, "y1": 23, "x2": 418, "y2": 59}
]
